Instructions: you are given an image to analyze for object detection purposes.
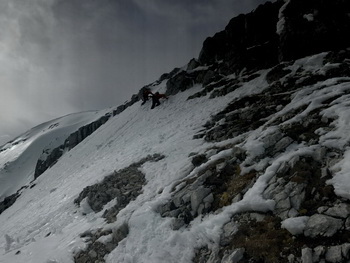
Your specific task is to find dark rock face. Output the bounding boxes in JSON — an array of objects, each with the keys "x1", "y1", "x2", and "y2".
[
  {"x1": 113, "y1": 94, "x2": 140, "y2": 116},
  {"x1": 198, "y1": 1, "x2": 283, "y2": 73},
  {"x1": 279, "y1": 0, "x2": 350, "y2": 62},
  {"x1": 34, "y1": 115, "x2": 110, "y2": 179},
  {"x1": 197, "y1": 0, "x2": 350, "y2": 75},
  {"x1": 161, "y1": 0, "x2": 350, "y2": 97},
  {"x1": 0, "y1": 192, "x2": 20, "y2": 215},
  {"x1": 165, "y1": 71, "x2": 195, "y2": 96},
  {"x1": 187, "y1": 58, "x2": 200, "y2": 71}
]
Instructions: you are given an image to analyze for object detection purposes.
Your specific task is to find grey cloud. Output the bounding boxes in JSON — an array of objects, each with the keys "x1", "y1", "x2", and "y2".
[{"x1": 0, "y1": 0, "x2": 272, "y2": 145}]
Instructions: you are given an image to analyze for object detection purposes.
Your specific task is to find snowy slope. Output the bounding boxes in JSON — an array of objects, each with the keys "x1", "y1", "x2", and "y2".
[
  {"x1": 0, "y1": 109, "x2": 112, "y2": 201},
  {"x1": 0, "y1": 70, "x2": 270, "y2": 262},
  {"x1": 1, "y1": 0, "x2": 350, "y2": 260},
  {"x1": 1, "y1": 49, "x2": 350, "y2": 262}
]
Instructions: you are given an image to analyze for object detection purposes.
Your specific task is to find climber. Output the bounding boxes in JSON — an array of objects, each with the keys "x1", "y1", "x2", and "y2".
[
  {"x1": 151, "y1": 92, "x2": 168, "y2": 109},
  {"x1": 141, "y1": 88, "x2": 153, "y2": 105}
]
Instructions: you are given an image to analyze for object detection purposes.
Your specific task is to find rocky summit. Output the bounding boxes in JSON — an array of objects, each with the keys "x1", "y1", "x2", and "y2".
[{"x1": 1, "y1": 0, "x2": 350, "y2": 263}]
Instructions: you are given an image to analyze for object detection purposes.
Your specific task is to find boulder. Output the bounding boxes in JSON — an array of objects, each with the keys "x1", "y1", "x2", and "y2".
[
  {"x1": 325, "y1": 203, "x2": 350, "y2": 218},
  {"x1": 304, "y1": 214, "x2": 343, "y2": 238},
  {"x1": 190, "y1": 187, "x2": 211, "y2": 213},
  {"x1": 325, "y1": 245, "x2": 343, "y2": 263},
  {"x1": 301, "y1": 247, "x2": 313, "y2": 263}
]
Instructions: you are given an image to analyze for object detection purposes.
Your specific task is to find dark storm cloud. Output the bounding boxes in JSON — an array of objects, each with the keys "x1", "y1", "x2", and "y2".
[{"x1": 0, "y1": 0, "x2": 273, "y2": 145}]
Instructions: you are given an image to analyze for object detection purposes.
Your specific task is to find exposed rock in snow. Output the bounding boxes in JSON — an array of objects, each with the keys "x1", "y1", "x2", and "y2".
[
  {"x1": 74, "y1": 154, "x2": 164, "y2": 223},
  {"x1": 324, "y1": 203, "x2": 350, "y2": 218},
  {"x1": 74, "y1": 223, "x2": 129, "y2": 263}
]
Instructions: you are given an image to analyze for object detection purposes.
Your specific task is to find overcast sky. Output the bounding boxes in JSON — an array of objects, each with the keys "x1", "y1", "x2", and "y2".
[{"x1": 0, "y1": 0, "x2": 271, "y2": 145}]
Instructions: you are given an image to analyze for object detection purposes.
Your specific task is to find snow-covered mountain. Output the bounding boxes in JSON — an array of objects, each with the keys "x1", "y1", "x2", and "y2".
[
  {"x1": 0, "y1": 110, "x2": 115, "y2": 201},
  {"x1": 1, "y1": 0, "x2": 350, "y2": 262}
]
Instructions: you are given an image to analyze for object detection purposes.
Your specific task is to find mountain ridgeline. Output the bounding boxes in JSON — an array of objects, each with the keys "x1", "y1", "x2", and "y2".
[{"x1": 1, "y1": 0, "x2": 350, "y2": 262}]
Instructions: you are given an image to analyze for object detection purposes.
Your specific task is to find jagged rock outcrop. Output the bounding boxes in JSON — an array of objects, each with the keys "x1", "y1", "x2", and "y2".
[
  {"x1": 198, "y1": 1, "x2": 283, "y2": 72},
  {"x1": 0, "y1": 193, "x2": 20, "y2": 215},
  {"x1": 196, "y1": 0, "x2": 350, "y2": 76},
  {"x1": 278, "y1": 0, "x2": 350, "y2": 61},
  {"x1": 151, "y1": 0, "x2": 350, "y2": 98}
]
